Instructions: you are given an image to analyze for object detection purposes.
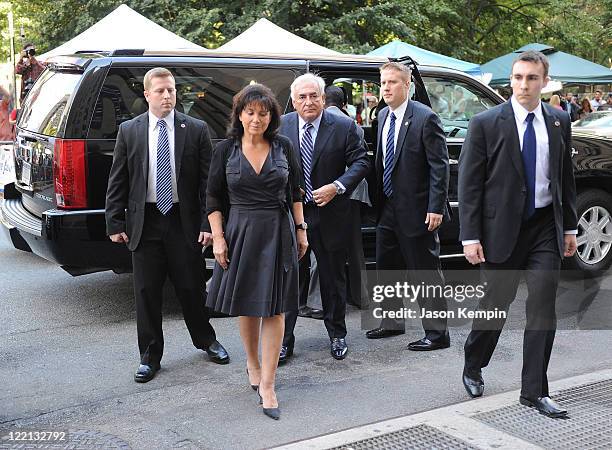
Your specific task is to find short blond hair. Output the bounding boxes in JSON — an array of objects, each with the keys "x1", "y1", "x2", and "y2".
[
  {"x1": 143, "y1": 67, "x2": 174, "y2": 90},
  {"x1": 380, "y1": 62, "x2": 412, "y2": 82}
]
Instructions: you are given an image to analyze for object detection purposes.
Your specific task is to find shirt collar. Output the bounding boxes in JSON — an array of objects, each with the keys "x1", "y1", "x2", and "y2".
[
  {"x1": 389, "y1": 98, "x2": 409, "y2": 121},
  {"x1": 510, "y1": 96, "x2": 543, "y2": 124},
  {"x1": 149, "y1": 110, "x2": 175, "y2": 131},
  {"x1": 298, "y1": 111, "x2": 323, "y2": 132}
]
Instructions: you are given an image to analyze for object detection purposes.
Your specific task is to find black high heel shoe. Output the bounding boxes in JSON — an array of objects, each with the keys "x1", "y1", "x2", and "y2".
[
  {"x1": 246, "y1": 368, "x2": 259, "y2": 391},
  {"x1": 257, "y1": 387, "x2": 280, "y2": 420}
]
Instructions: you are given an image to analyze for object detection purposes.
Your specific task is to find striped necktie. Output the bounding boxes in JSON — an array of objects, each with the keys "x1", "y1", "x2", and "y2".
[
  {"x1": 301, "y1": 123, "x2": 314, "y2": 202},
  {"x1": 383, "y1": 112, "x2": 396, "y2": 197},
  {"x1": 156, "y1": 119, "x2": 173, "y2": 215}
]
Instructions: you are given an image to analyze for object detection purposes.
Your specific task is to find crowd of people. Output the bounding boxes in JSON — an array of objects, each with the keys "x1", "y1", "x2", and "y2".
[
  {"x1": 104, "y1": 49, "x2": 580, "y2": 421},
  {"x1": 550, "y1": 89, "x2": 612, "y2": 121}
]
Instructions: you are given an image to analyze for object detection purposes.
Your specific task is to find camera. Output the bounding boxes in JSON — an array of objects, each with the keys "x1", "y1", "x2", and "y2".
[{"x1": 22, "y1": 46, "x2": 36, "y2": 58}]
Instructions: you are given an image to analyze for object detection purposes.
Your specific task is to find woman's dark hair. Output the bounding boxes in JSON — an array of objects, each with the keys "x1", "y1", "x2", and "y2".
[
  {"x1": 227, "y1": 83, "x2": 281, "y2": 140},
  {"x1": 581, "y1": 97, "x2": 592, "y2": 112}
]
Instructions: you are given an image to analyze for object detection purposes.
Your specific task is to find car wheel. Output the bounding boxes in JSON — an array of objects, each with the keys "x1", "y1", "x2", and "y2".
[{"x1": 565, "y1": 189, "x2": 612, "y2": 274}]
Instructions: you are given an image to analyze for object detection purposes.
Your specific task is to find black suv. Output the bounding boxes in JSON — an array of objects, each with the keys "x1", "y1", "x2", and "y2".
[{"x1": 2, "y1": 50, "x2": 612, "y2": 275}]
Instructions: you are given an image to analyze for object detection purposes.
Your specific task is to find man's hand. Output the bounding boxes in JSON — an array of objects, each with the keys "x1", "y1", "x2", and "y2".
[
  {"x1": 425, "y1": 212, "x2": 443, "y2": 231},
  {"x1": 198, "y1": 231, "x2": 213, "y2": 247},
  {"x1": 464, "y1": 243, "x2": 485, "y2": 265},
  {"x1": 212, "y1": 235, "x2": 229, "y2": 270},
  {"x1": 296, "y1": 230, "x2": 308, "y2": 260},
  {"x1": 109, "y1": 232, "x2": 129, "y2": 244},
  {"x1": 313, "y1": 184, "x2": 337, "y2": 207},
  {"x1": 564, "y1": 234, "x2": 577, "y2": 257}
]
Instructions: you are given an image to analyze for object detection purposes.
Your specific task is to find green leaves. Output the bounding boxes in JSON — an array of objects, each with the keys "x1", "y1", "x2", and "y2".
[{"x1": 1, "y1": 0, "x2": 609, "y2": 69}]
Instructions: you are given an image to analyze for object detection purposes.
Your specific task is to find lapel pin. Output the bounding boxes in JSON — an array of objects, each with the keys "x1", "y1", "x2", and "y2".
[
  {"x1": 181, "y1": 123, "x2": 186, "y2": 128},
  {"x1": 554, "y1": 120, "x2": 560, "y2": 127},
  {"x1": 404, "y1": 122, "x2": 409, "y2": 126}
]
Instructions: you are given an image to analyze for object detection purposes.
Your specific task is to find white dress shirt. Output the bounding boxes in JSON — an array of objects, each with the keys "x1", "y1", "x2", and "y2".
[
  {"x1": 146, "y1": 110, "x2": 179, "y2": 203},
  {"x1": 298, "y1": 112, "x2": 322, "y2": 147},
  {"x1": 462, "y1": 97, "x2": 576, "y2": 246},
  {"x1": 381, "y1": 98, "x2": 409, "y2": 168}
]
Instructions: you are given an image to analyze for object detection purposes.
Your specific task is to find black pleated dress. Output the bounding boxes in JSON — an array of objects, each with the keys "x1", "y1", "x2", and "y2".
[{"x1": 205, "y1": 137, "x2": 301, "y2": 317}]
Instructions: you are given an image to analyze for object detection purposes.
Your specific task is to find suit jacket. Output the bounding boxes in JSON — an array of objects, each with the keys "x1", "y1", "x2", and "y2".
[
  {"x1": 105, "y1": 110, "x2": 213, "y2": 252},
  {"x1": 458, "y1": 100, "x2": 578, "y2": 263},
  {"x1": 567, "y1": 102, "x2": 578, "y2": 122},
  {"x1": 280, "y1": 110, "x2": 370, "y2": 251},
  {"x1": 375, "y1": 100, "x2": 450, "y2": 236}
]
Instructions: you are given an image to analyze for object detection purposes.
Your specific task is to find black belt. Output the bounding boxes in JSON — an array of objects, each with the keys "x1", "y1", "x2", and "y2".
[
  {"x1": 145, "y1": 202, "x2": 180, "y2": 214},
  {"x1": 524, "y1": 204, "x2": 553, "y2": 222}
]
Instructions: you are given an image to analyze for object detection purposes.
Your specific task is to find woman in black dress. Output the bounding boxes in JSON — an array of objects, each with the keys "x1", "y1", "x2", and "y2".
[{"x1": 206, "y1": 84, "x2": 308, "y2": 420}]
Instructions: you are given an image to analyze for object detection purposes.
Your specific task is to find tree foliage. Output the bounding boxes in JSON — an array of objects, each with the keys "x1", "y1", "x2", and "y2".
[{"x1": 1, "y1": 0, "x2": 610, "y2": 68}]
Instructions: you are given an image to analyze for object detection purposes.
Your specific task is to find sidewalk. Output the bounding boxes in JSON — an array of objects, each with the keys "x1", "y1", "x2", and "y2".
[
  {"x1": 1, "y1": 243, "x2": 611, "y2": 450},
  {"x1": 275, "y1": 369, "x2": 612, "y2": 450}
]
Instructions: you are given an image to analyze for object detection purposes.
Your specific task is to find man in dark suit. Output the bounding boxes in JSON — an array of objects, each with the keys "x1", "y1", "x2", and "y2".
[
  {"x1": 365, "y1": 62, "x2": 451, "y2": 351},
  {"x1": 325, "y1": 86, "x2": 371, "y2": 310},
  {"x1": 458, "y1": 51, "x2": 577, "y2": 418},
  {"x1": 279, "y1": 74, "x2": 370, "y2": 362},
  {"x1": 563, "y1": 92, "x2": 578, "y2": 121},
  {"x1": 106, "y1": 67, "x2": 229, "y2": 383}
]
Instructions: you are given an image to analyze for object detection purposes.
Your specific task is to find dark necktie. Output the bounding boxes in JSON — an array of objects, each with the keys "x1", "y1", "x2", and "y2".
[
  {"x1": 383, "y1": 112, "x2": 396, "y2": 197},
  {"x1": 156, "y1": 119, "x2": 173, "y2": 215},
  {"x1": 522, "y1": 112, "x2": 536, "y2": 219},
  {"x1": 301, "y1": 123, "x2": 314, "y2": 202}
]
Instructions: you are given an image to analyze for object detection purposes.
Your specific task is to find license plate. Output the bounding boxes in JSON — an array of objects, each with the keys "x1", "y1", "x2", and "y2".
[{"x1": 21, "y1": 161, "x2": 31, "y2": 185}]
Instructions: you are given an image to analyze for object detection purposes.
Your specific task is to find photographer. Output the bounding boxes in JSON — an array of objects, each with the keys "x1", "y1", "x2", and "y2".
[{"x1": 15, "y1": 43, "x2": 45, "y2": 100}]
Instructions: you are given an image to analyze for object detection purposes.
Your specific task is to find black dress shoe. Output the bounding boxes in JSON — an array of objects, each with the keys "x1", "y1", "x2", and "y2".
[
  {"x1": 310, "y1": 308, "x2": 324, "y2": 320},
  {"x1": 365, "y1": 327, "x2": 405, "y2": 339},
  {"x1": 462, "y1": 368, "x2": 484, "y2": 398},
  {"x1": 330, "y1": 337, "x2": 348, "y2": 360},
  {"x1": 298, "y1": 306, "x2": 324, "y2": 320},
  {"x1": 408, "y1": 337, "x2": 450, "y2": 351},
  {"x1": 278, "y1": 345, "x2": 293, "y2": 365},
  {"x1": 519, "y1": 396, "x2": 568, "y2": 418},
  {"x1": 134, "y1": 363, "x2": 159, "y2": 383},
  {"x1": 205, "y1": 340, "x2": 230, "y2": 364}
]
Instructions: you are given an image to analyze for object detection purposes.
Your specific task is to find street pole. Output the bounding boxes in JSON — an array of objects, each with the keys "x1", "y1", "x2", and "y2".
[{"x1": 8, "y1": 9, "x2": 17, "y2": 107}]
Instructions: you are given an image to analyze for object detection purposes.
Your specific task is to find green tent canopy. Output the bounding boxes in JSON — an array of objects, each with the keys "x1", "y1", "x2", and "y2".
[
  {"x1": 368, "y1": 40, "x2": 482, "y2": 76},
  {"x1": 482, "y1": 43, "x2": 612, "y2": 86}
]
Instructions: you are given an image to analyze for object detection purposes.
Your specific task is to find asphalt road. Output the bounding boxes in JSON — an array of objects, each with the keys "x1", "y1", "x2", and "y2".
[{"x1": 1, "y1": 239, "x2": 611, "y2": 449}]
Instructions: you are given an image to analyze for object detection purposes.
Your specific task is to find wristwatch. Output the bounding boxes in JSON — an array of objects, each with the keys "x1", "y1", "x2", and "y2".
[
  {"x1": 333, "y1": 180, "x2": 346, "y2": 195},
  {"x1": 295, "y1": 222, "x2": 308, "y2": 231}
]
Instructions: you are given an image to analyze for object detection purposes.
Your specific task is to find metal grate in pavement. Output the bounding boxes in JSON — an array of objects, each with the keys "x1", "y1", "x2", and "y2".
[
  {"x1": 326, "y1": 424, "x2": 478, "y2": 450},
  {"x1": 473, "y1": 379, "x2": 612, "y2": 450},
  {"x1": 0, "y1": 429, "x2": 131, "y2": 449}
]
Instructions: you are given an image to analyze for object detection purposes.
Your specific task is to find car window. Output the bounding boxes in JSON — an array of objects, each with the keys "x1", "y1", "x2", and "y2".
[
  {"x1": 18, "y1": 69, "x2": 81, "y2": 136},
  {"x1": 422, "y1": 76, "x2": 497, "y2": 138},
  {"x1": 573, "y1": 112, "x2": 612, "y2": 127},
  {"x1": 88, "y1": 66, "x2": 295, "y2": 140},
  {"x1": 331, "y1": 78, "x2": 381, "y2": 126}
]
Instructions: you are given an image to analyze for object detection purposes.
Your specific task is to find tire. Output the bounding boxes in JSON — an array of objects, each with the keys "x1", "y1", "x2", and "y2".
[{"x1": 564, "y1": 189, "x2": 612, "y2": 274}]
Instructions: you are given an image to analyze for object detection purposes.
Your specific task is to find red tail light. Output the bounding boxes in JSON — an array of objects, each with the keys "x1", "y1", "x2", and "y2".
[{"x1": 53, "y1": 139, "x2": 87, "y2": 209}]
